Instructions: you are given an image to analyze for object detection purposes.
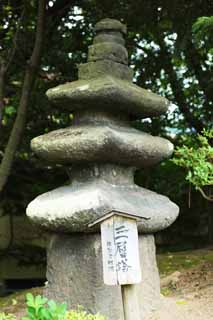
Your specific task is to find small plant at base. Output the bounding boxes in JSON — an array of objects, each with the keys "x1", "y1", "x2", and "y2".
[
  {"x1": 66, "y1": 307, "x2": 106, "y2": 320},
  {"x1": 0, "y1": 313, "x2": 16, "y2": 320},
  {"x1": 21, "y1": 293, "x2": 67, "y2": 320},
  {"x1": 0, "y1": 294, "x2": 106, "y2": 320}
]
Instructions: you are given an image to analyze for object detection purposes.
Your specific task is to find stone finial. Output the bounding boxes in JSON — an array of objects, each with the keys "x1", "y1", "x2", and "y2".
[
  {"x1": 95, "y1": 18, "x2": 127, "y2": 35},
  {"x1": 88, "y1": 19, "x2": 128, "y2": 64}
]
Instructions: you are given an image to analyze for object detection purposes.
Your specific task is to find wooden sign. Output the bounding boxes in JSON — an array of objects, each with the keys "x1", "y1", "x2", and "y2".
[{"x1": 100, "y1": 214, "x2": 141, "y2": 285}]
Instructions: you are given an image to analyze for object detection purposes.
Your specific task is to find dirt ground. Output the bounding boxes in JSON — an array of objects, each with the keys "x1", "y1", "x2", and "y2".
[
  {"x1": 150, "y1": 259, "x2": 213, "y2": 320},
  {"x1": 149, "y1": 286, "x2": 213, "y2": 320}
]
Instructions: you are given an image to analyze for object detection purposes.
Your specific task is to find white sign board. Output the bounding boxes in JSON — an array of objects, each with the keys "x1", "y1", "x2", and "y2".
[{"x1": 100, "y1": 215, "x2": 141, "y2": 285}]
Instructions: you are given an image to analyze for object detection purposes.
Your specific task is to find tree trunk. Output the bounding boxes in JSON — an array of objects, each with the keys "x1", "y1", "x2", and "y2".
[
  {"x1": 208, "y1": 201, "x2": 213, "y2": 243},
  {"x1": 0, "y1": 1, "x2": 46, "y2": 193}
]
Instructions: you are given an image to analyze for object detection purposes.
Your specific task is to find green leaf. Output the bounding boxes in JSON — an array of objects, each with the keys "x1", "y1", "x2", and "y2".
[
  {"x1": 39, "y1": 308, "x2": 51, "y2": 320},
  {"x1": 48, "y1": 300, "x2": 57, "y2": 311},
  {"x1": 27, "y1": 306, "x2": 36, "y2": 318},
  {"x1": 26, "y1": 293, "x2": 35, "y2": 307}
]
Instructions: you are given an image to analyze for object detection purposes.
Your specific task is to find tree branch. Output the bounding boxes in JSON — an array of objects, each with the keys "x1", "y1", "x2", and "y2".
[
  {"x1": 0, "y1": 9, "x2": 25, "y2": 128},
  {"x1": 47, "y1": 0, "x2": 76, "y2": 17},
  {"x1": 198, "y1": 187, "x2": 213, "y2": 202},
  {"x1": 5, "y1": 8, "x2": 25, "y2": 73},
  {"x1": 158, "y1": 37, "x2": 204, "y2": 132},
  {"x1": 0, "y1": 0, "x2": 46, "y2": 193},
  {"x1": 46, "y1": 0, "x2": 77, "y2": 40}
]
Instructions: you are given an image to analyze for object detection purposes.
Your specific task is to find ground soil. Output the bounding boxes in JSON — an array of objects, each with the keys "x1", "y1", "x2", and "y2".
[
  {"x1": 149, "y1": 286, "x2": 213, "y2": 320},
  {"x1": 149, "y1": 259, "x2": 213, "y2": 320}
]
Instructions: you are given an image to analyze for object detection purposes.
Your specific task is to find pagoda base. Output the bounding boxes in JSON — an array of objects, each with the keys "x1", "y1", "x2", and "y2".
[{"x1": 44, "y1": 233, "x2": 160, "y2": 319}]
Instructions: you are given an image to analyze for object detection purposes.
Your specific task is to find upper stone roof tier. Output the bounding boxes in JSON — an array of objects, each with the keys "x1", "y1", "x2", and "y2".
[
  {"x1": 46, "y1": 76, "x2": 169, "y2": 118},
  {"x1": 46, "y1": 19, "x2": 170, "y2": 119}
]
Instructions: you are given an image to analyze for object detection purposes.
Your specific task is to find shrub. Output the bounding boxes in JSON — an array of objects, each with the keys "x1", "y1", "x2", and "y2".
[{"x1": 172, "y1": 129, "x2": 213, "y2": 201}]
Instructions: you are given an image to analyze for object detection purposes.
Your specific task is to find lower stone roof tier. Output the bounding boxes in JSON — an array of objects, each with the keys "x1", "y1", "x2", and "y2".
[
  {"x1": 46, "y1": 76, "x2": 169, "y2": 119},
  {"x1": 31, "y1": 124, "x2": 174, "y2": 168},
  {"x1": 26, "y1": 180, "x2": 179, "y2": 233}
]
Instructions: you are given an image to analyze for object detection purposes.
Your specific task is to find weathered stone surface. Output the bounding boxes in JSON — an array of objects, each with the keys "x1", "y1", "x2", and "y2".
[
  {"x1": 95, "y1": 18, "x2": 127, "y2": 35},
  {"x1": 78, "y1": 60, "x2": 133, "y2": 81},
  {"x1": 26, "y1": 169, "x2": 179, "y2": 233},
  {"x1": 73, "y1": 110, "x2": 129, "y2": 125},
  {"x1": 93, "y1": 32, "x2": 125, "y2": 45},
  {"x1": 46, "y1": 76, "x2": 169, "y2": 118},
  {"x1": 88, "y1": 42, "x2": 128, "y2": 64},
  {"x1": 31, "y1": 124, "x2": 173, "y2": 167},
  {"x1": 45, "y1": 233, "x2": 160, "y2": 320}
]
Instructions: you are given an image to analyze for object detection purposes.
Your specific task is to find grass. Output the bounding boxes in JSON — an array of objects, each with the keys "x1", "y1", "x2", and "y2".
[{"x1": 157, "y1": 248, "x2": 213, "y2": 277}]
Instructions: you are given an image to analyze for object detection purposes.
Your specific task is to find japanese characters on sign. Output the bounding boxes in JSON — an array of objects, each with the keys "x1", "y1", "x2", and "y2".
[{"x1": 101, "y1": 214, "x2": 141, "y2": 285}]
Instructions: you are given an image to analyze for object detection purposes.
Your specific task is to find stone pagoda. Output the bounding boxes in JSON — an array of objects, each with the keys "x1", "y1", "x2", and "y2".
[{"x1": 27, "y1": 19, "x2": 179, "y2": 319}]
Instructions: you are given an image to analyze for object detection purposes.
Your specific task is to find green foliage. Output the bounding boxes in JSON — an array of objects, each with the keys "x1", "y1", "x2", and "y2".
[
  {"x1": 0, "y1": 1, "x2": 213, "y2": 245},
  {"x1": 172, "y1": 129, "x2": 213, "y2": 200},
  {"x1": 192, "y1": 16, "x2": 213, "y2": 53},
  {"x1": 0, "y1": 313, "x2": 16, "y2": 320},
  {"x1": 0, "y1": 294, "x2": 106, "y2": 320},
  {"x1": 192, "y1": 16, "x2": 213, "y2": 35},
  {"x1": 22, "y1": 293, "x2": 67, "y2": 320}
]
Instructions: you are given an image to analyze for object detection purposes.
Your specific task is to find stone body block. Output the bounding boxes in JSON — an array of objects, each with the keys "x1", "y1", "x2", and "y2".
[
  {"x1": 78, "y1": 60, "x2": 133, "y2": 81},
  {"x1": 45, "y1": 234, "x2": 160, "y2": 320},
  {"x1": 88, "y1": 42, "x2": 128, "y2": 64}
]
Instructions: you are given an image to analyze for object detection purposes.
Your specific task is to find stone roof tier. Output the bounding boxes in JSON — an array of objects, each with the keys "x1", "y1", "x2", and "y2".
[
  {"x1": 46, "y1": 76, "x2": 169, "y2": 119},
  {"x1": 31, "y1": 124, "x2": 173, "y2": 168}
]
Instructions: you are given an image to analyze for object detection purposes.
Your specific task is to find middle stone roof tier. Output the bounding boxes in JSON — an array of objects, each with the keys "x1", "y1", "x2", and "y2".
[
  {"x1": 46, "y1": 76, "x2": 169, "y2": 119},
  {"x1": 31, "y1": 124, "x2": 174, "y2": 168}
]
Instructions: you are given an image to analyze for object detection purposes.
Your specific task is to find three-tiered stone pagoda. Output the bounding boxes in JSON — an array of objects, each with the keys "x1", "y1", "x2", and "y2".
[{"x1": 27, "y1": 19, "x2": 179, "y2": 319}]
